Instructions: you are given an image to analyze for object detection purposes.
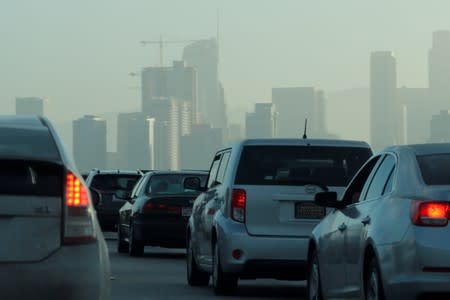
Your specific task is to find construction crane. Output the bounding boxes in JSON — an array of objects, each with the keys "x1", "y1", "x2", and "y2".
[{"x1": 140, "y1": 36, "x2": 207, "y2": 67}]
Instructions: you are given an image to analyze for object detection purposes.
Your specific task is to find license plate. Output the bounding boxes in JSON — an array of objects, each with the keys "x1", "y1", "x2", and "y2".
[
  {"x1": 182, "y1": 207, "x2": 192, "y2": 217},
  {"x1": 295, "y1": 202, "x2": 325, "y2": 219}
]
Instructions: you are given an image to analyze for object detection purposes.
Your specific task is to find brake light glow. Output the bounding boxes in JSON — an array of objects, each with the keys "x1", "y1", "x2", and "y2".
[
  {"x1": 231, "y1": 189, "x2": 246, "y2": 223},
  {"x1": 143, "y1": 201, "x2": 181, "y2": 214},
  {"x1": 411, "y1": 200, "x2": 450, "y2": 226},
  {"x1": 66, "y1": 173, "x2": 89, "y2": 207}
]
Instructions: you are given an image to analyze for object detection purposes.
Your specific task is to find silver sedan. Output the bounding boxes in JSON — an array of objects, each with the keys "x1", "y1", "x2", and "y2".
[{"x1": 307, "y1": 143, "x2": 450, "y2": 300}]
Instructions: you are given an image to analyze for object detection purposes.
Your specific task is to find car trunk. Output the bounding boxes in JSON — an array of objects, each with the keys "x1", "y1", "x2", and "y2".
[{"x1": 0, "y1": 160, "x2": 63, "y2": 262}]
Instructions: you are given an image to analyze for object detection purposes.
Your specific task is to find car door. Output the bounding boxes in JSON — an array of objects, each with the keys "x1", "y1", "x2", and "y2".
[
  {"x1": 343, "y1": 154, "x2": 396, "y2": 295},
  {"x1": 121, "y1": 175, "x2": 147, "y2": 237}
]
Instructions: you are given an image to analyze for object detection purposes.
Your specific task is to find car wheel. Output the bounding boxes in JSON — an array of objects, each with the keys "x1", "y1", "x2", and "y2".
[
  {"x1": 129, "y1": 223, "x2": 144, "y2": 257},
  {"x1": 307, "y1": 249, "x2": 323, "y2": 300},
  {"x1": 212, "y1": 242, "x2": 238, "y2": 295},
  {"x1": 365, "y1": 257, "x2": 385, "y2": 300},
  {"x1": 117, "y1": 222, "x2": 128, "y2": 253},
  {"x1": 187, "y1": 235, "x2": 210, "y2": 286}
]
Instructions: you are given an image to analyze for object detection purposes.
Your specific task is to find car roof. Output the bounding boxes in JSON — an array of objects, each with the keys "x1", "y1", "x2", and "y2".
[
  {"x1": 0, "y1": 115, "x2": 47, "y2": 129},
  {"x1": 89, "y1": 169, "x2": 143, "y2": 175},
  {"x1": 384, "y1": 143, "x2": 450, "y2": 156},
  {"x1": 147, "y1": 170, "x2": 208, "y2": 176},
  {"x1": 234, "y1": 138, "x2": 370, "y2": 149}
]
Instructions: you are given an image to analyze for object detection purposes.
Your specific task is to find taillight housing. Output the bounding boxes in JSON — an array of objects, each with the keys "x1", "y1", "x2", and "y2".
[
  {"x1": 64, "y1": 171, "x2": 96, "y2": 244},
  {"x1": 411, "y1": 200, "x2": 450, "y2": 227},
  {"x1": 231, "y1": 189, "x2": 246, "y2": 223}
]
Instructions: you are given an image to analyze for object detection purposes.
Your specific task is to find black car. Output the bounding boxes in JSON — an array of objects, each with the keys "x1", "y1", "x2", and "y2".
[
  {"x1": 85, "y1": 169, "x2": 143, "y2": 231},
  {"x1": 117, "y1": 170, "x2": 208, "y2": 256}
]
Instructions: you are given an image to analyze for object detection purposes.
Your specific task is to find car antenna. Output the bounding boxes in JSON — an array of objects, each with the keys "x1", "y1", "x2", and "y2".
[{"x1": 302, "y1": 118, "x2": 308, "y2": 139}]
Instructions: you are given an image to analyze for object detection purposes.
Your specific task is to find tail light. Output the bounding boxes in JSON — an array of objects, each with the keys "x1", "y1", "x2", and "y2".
[
  {"x1": 64, "y1": 172, "x2": 96, "y2": 244},
  {"x1": 411, "y1": 200, "x2": 450, "y2": 227},
  {"x1": 143, "y1": 201, "x2": 181, "y2": 214},
  {"x1": 231, "y1": 189, "x2": 246, "y2": 223}
]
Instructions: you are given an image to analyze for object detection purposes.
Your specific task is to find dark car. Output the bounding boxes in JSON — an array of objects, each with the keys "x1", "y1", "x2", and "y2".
[
  {"x1": 117, "y1": 170, "x2": 208, "y2": 256},
  {"x1": 85, "y1": 169, "x2": 143, "y2": 231}
]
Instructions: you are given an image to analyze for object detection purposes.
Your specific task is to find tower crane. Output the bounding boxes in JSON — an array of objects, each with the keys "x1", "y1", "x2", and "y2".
[{"x1": 140, "y1": 36, "x2": 207, "y2": 67}]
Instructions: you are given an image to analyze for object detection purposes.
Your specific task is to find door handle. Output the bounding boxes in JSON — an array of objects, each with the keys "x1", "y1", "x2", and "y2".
[
  {"x1": 361, "y1": 216, "x2": 371, "y2": 225},
  {"x1": 338, "y1": 223, "x2": 347, "y2": 232}
]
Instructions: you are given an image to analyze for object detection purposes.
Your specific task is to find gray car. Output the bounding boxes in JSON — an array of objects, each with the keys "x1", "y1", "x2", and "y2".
[
  {"x1": 308, "y1": 143, "x2": 450, "y2": 300},
  {"x1": 0, "y1": 115, "x2": 110, "y2": 299},
  {"x1": 186, "y1": 138, "x2": 372, "y2": 295}
]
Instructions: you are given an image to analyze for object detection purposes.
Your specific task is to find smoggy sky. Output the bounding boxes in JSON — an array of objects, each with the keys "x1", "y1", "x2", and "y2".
[{"x1": 2, "y1": 0, "x2": 450, "y2": 126}]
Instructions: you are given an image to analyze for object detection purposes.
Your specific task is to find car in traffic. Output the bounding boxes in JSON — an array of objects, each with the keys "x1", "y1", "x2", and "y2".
[
  {"x1": 0, "y1": 115, "x2": 110, "y2": 300},
  {"x1": 117, "y1": 170, "x2": 208, "y2": 256},
  {"x1": 85, "y1": 169, "x2": 143, "y2": 231},
  {"x1": 308, "y1": 143, "x2": 450, "y2": 300},
  {"x1": 185, "y1": 138, "x2": 372, "y2": 295}
]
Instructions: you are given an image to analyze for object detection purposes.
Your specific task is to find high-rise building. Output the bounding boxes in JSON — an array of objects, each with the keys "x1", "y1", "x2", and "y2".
[
  {"x1": 430, "y1": 110, "x2": 450, "y2": 142},
  {"x1": 228, "y1": 123, "x2": 244, "y2": 144},
  {"x1": 429, "y1": 30, "x2": 450, "y2": 111},
  {"x1": 15, "y1": 97, "x2": 44, "y2": 115},
  {"x1": 370, "y1": 51, "x2": 398, "y2": 151},
  {"x1": 245, "y1": 103, "x2": 276, "y2": 139},
  {"x1": 73, "y1": 115, "x2": 107, "y2": 172},
  {"x1": 183, "y1": 39, "x2": 227, "y2": 130},
  {"x1": 272, "y1": 87, "x2": 316, "y2": 138},
  {"x1": 117, "y1": 112, "x2": 155, "y2": 169}
]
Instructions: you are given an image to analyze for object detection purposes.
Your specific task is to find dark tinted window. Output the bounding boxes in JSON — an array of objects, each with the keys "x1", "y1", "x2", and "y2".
[
  {"x1": 0, "y1": 160, "x2": 62, "y2": 196},
  {"x1": 417, "y1": 154, "x2": 450, "y2": 185},
  {"x1": 216, "y1": 152, "x2": 231, "y2": 185},
  {"x1": 207, "y1": 154, "x2": 222, "y2": 188},
  {"x1": 145, "y1": 174, "x2": 207, "y2": 195},
  {"x1": 364, "y1": 155, "x2": 395, "y2": 200},
  {"x1": 90, "y1": 174, "x2": 141, "y2": 191},
  {"x1": 235, "y1": 146, "x2": 372, "y2": 186},
  {"x1": 0, "y1": 128, "x2": 59, "y2": 160}
]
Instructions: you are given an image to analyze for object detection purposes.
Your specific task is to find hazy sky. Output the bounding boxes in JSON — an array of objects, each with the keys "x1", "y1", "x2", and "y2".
[{"x1": 2, "y1": 0, "x2": 450, "y2": 126}]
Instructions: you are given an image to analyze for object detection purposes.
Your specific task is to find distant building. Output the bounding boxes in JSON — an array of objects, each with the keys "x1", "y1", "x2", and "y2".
[
  {"x1": 73, "y1": 115, "x2": 107, "y2": 172},
  {"x1": 271, "y1": 87, "x2": 316, "y2": 138},
  {"x1": 245, "y1": 103, "x2": 276, "y2": 139},
  {"x1": 429, "y1": 30, "x2": 450, "y2": 111},
  {"x1": 228, "y1": 123, "x2": 244, "y2": 144},
  {"x1": 16, "y1": 97, "x2": 44, "y2": 115},
  {"x1": 430, "y1": 110, "x2": 450, "y2": 142},
  {"x1": 180, "y1": 124, "x2": 224, "y2": 170},
  {"x1": 183, "y1": 39, "x2": 227, "y2": 130},
  {"x1": 370, "y1": 51, "x2": 398, "y2": 151}
]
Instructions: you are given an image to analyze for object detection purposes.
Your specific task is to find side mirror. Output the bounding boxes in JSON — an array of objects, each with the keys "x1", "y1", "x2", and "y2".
[
  {"x1": 115, "y1": 190, "x2": 132, "y2": 201},
  {"x1": 183, "y1": 176, "x2": 203, "y2": 191},
  {"x1": 314, "y1": 192, "x2": 343, "y2": 208}
]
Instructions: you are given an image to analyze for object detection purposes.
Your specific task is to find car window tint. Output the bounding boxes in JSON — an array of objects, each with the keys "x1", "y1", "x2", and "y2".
[
  {"x1": 417, "y1": 154, "x2": 450, "y2": 185},
  {"x1": 215, "y1": 151, "x2": 231, "y2": 185},
  {"x1": 207, "y1": 154, "x2": 222, "y2": 188},
  {"x1": 235, "y1": 146, "x2": 372, "y2": 186},
  {"x1": 0, "y1": 160, "x2": 62, "y2": 196},
  {"x1": 145, "y1": 174, "x2": 208, "y2": 195},
  {"x1": 130, "y1": 176, "x2": 146, "y2": 198},
  {"x1": 90, "y1": 174, "x2": 141, "y2": 191},
  {"x1": 364, "y1": 155, "x2": 396, "y2": 200},
  {"x1": 382, "y1": 168, "x2": 395, "y2": 195}
]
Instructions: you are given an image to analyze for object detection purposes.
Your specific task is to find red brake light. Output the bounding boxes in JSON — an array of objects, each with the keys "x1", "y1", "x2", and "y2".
[
  {"x1": 66, "y1": 173, "x2": 89, "y2": 207},
  {"x1": 411, "y1": 201, "x2": 450, "y2": 226},
  {"x1": 231, "y1": 189, "x2": 246, "y2": 223},
  {"x1": 143, "y1": 201, "x2": 181, "y2": 214}
]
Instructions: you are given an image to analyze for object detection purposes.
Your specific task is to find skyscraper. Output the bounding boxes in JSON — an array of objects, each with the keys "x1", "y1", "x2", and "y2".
[
  {"x1": 245, "y1": 103, "x2": 276, "y2": 139},
  {"x1": 73, "y1": 115, "x2": 107, "y2": 172},
  {"x1": 429, "y1": 30, "x2": 450, "y2": 111},
  {"x1": 430, "y1": 110, "x2": 450, "y2": 142},
  {"x1": 15, "y1": 97, "x2": 44, "y2": 115},
  {"x1": 370, "y1": 51, "x2": 397, "y2": 151}
]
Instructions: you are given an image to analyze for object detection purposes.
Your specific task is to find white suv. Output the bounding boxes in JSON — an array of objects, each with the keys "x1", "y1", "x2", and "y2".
[{"x1": 186, "y1": 138, "x2": 372, "y2": 295}]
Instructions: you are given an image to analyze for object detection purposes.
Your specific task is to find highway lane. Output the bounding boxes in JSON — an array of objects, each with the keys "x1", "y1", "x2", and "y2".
[{"x1": 105, "y1": 238, "x2": 307, "y2": 300}]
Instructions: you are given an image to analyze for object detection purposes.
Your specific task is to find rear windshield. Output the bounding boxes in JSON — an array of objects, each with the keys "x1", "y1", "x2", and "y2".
[
  {"x1": 417, "y1": 154, "x2": 450, "y2": 185},
  {"x1": 0, "y1": 128, "x2": 60, "y2": 160},
  {"x1": 0, "y1": 160, "x2": 62, "y2": 196},
  {"x1": 90, "y1": 174, "x2": 141, "y2": 191},
  {"x1": 235, "y1": 145, "x2": 372, "y2": 186},
  {"x1": 145, "y1": 174, "x2": 208, "y2": 195}
]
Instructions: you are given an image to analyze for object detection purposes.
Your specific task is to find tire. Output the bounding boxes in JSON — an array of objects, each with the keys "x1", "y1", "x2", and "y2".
[
  {"x1": 307, "y1": 249, "x2": 324, "y2": 300},
  {"x1": 212, "y1": 242, "x2": 238, "y2": 295},
  {"x1": 117, "y1": 223, "x2": 128, "y2": 253},
  {"x1": 365, "y1": 257, "x2": 385, "y2": 300},
  {"x1": 186, "y1": 235, "x2": 210, "y2": 286},
  {"x1": 129, "y1": 223, "x2": 144, "y2": 257}
]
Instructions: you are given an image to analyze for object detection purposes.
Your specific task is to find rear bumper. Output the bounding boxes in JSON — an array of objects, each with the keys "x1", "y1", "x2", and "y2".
[
  {"x1": 134, "y1": 215, "x2": 189, "y2": 248},
  {"x1": 216, "y1": 213, "x2": 309, "y2": 279},
  {"x1": 0, "y1": 239, "x2": 110, "y2": 300}
]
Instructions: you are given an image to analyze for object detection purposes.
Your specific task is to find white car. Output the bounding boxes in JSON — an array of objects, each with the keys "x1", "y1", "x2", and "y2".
[{"x1": 0, "y1": 115, "x2": 110, "y2": 299}]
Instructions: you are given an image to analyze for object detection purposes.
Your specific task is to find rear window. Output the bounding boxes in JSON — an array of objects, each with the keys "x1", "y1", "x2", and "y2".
[
  {"x1": 145, "y1": 174, "x2": 208, "y2": 195},
  {"x1": 417, "y1": 154, "x2": 450, "y2": 185},
  {"x1": 0, "y1": 128, "x2": 60, "y2": 160},
  {"x1": 235, "y1": 145, "x2": 372, "y2": 186},
  {"x1": 90, "y1": 174, "x2": 141, "y2": 191},
  {"x1": 0, "y1": 160, "x2": 62, "y2": 196}
]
